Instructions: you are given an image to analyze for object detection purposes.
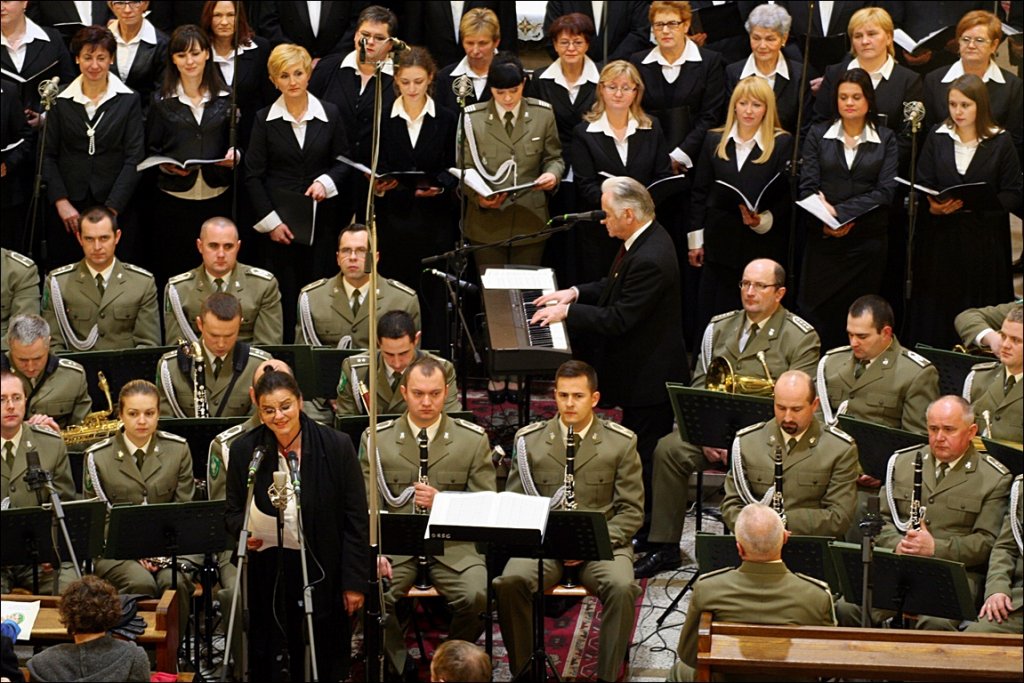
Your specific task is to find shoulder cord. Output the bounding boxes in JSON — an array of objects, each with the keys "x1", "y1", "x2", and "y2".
[
  {"x1": 374, "y1": 447, "x2": 417, "y2": 508},
  {"x1": 168, "y1": 284, "x2": 199, "y2": 344},
  {"x1": 700, "y1": 323, "x2": 715, "y2": 375},
  {"x1": 463, "y1": 109, "x2": 518, "y2": 186},
  {"x1": 160, "y1": 359, "x2": 188, "y2": 418},
  {"x1": 338, "y1": 335, "x2": 352, "y2": 350},
  {"x1": 1011, "y1": 479, "x2": 1023, "y2": 555},
  {"x1": 815, "y1": 356, "x2": 849, "y2": 427},
  {"x1": 962, "y1": 370, "x2": 975, "y2": 401},
  {"x1": 49, "y1": 276, "x2": 98, "y2": 351},
  {"x1": 515, "y1": 435, "x2": 564, "y2": 510},
  {"x1": 298, "y1": 292, "x2": 322, "y2": 346},
  {"x1": 351, "y1": 366, "x2": 365, "y2": 414},
  {"x1": 87, "y1": 451, "x2": 112, "y2": 510},
  {"x1": 730, "y1": 435, "x2": 774, "y2": 506},
  {"x1": 885, "y1": 451, "x2": 913, "y2": 533}
]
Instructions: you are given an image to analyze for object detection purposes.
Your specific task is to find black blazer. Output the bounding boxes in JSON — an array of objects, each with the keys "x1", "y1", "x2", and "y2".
[
  {"x1": 569, "y1": 222, "x2": 688, "y2": 407},
  {"x1": 26, "y1": 1, "x2": 112, "y2": 45},
  {"x1": 778, "y1": 1, "x2": 868, "y2": 74},
  {"x1": 813, "y1": 56, "x2": 925, "y2": 130},
  {"x1": 691, "y1": 1, "x2": 763, "y2": 65},
  {"x1": 309, "y1": 54, "x2": 394, "y2": 165},
  {"x1": 434, "y1": 61, "x2": 492, "y2": 118},
  {"x1": 691, "y1": 130, "x2": 794, "y2": 267},
  {"x1": 108, "y1": 23, "x2": 168, "y2": 114},
  {"x1": 1, "y1": 84, "x2": 32, "y2": 207},
  {"x1": 146, "y1": 91, "x2": 233, "y2": 193},
  {"x1": 923, "y1": 64, "x2": 1024, "y2": 165},
  {"x1": 404, "y1": 1, "x2": 519, "y2": 68},
  {"x1": 879, "y1": 1, "x2": 988, "y2": 72},
  {"x1": 244, "y1": 97, "x2": 349, "y2": 224},
  {"x1": 629, "y1": 45, "x2": 726, "y2": 162},
  {"x1": 377, "y1": 102, "x2": 457, "y2": 189},
  {"x1": 215, "y1": 37, "x2": 274, "y2": 148},
  {"x1": 260, "y1": 0, "x2": 365, "y2": 59},
  {"x1": 725, "y1": 58, "x2": 814, "y2": 138},
  {"x1": 0, "y1": 24, "x2": 75, "y2": 111},
  {"x1": 799, "y1": 120, "x2": 899, "y2": 234},
  {"x1": 544, "y1": 1, "x2": 651, "y2": 64},
  {"x1": 570, "y1": 118, "x2": 673, "y2": 208},
  {"x1": 529, "y1": 74, "x2": 598, "y2": 158},
  {"x1": 42, "y1": 88, "x2": 144, "y2": 212}
]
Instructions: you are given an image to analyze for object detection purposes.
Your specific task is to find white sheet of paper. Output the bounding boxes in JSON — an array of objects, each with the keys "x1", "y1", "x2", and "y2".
[
  {"x1": 1, "y1": 600, "x2": 40, "y2": 640},
  {"x1": 480, "y1": 267, "x2": 556, "y2": 290}
]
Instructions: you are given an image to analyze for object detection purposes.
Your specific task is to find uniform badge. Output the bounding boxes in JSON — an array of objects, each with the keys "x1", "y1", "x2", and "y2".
[{"x1": 210, "y1": 453, "x2": 222, "y2": 480}]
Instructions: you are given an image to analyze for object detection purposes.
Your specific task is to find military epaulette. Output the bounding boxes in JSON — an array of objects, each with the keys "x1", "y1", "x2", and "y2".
[
  {"x1": 216, "y1": 423, "x2": 248, "y2": 443},
  {"x1": 696, "y1": 566, "x2": 734, "y2": 582},
  {"x1": 825, "y1": 345, "x2": 852, "y2": 355},
  {"x1": 159, "y1": 349, "x2": 177, "y2": 362},
  {"x1": 454, "y1": 417, "x2": 485, "y2": 434},
  {"x1": 387, "y1": 279, "x2": 416, "y2": 296},
  {"x1": 8, "y1": 250, "x2": 34, "y2": 267},
  {"x1": 57, "y1": 358, "x2": 85, "y2": 374},
  {"x1": 350, "y1": 354, "x2": 370, "y2": 366},
  {"x1": 604, "y1": 420, "x2": 635, "y2": 438},
  {"x1": 301, "y1": 278, "x2": 329, "y2": 293},
  {"x1": 794, "y1": 572, "x2": 831, "y2": 592},
  {"x1": 466, "y1": 101, "x2": 488, "y2": 113},
  {"x1": 375, "y1": 419, "x2": 396, "y2": 431},
  {"x1": 893, "y1": 443, "x2": 924, "y2": 458},
  {"x1": 516, "y1": 421, "x2": 546, "y2": 439},
  {"x1": 27, "y1": 423, "x2": 62, "y2": 439},
  {"x1": 710, "y1": 310, "x2": 740, "y2": 324},
  {"x1": 825, "y1": 424, "x2": 855, "y2": 443},
  {"x1": 168, "y1": 271, "x2": 195, "y2": 285},
  {"x1": 901, "y1": 348, "x2": 931, "y2": 368},
  {"x1": 122, "y1": 262, "x2": 154, "y2": 277},
  {"x1": 85, "y1": 437, "x2": 113, "y2": 452},
  {"x1": 786, "y1": 312, "x2": 815, "y2": 334},
  {"x1": 250, "y1": 347, "x2": 271, "y2": 360},
  {"x1": 1014, "y1": 473, "x2": 1023, "y2": 484},
  {"x1": 970, "y1": 360, "x2": 1000, "y2": 372},
  {"x1": 525, "y1": 96, "x2": 552, "y2": 109},
  {"x1": 246, "y1": 266, "x2": 274, "y2": 281},
  {"x1": 736, "y1": 421, "x2": 766, "y2": 437},
  {"x1": 50, "y1": 263, "x2": 76, "y2": 277},
  {"x1": 983, "y1": 454, "x2": 1010, "y2": 476},
  {"x1": 157, "y1": 430, "x2": 187, "y2": 443}
]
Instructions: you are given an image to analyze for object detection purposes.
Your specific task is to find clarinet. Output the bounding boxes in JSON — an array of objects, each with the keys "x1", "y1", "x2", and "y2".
[
  {"x1": 771, "y1": 443, "x2": 786, "y2": 528},
  {"x1": 179, "y1": 339, "x2": 210, "y2": 418},
  {"x1": 561, "y1": 424, "x2": 580, "y2": 588},
  {"x1": 909, "y1": 450, "x2": 925, "y2": 531},
  {"x1": 414, "y1": 429, "x2": 431, "y2": 590}
]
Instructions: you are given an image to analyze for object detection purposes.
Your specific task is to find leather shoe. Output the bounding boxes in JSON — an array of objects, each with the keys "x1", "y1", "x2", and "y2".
[{"x1": 633, "y1": 548, "x2": 682, "y2": 579}]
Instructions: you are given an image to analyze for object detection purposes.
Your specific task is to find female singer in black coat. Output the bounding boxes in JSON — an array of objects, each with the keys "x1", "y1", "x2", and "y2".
[
  {"x1": 907, "y1": 75, "x2": 1023, "y2": 347},
  {"x1": 145, "y1": 24, "x2": 235, "y2": 288},
  {"x1": 798, "y1": 68, "x2": 898, "y2": 349},
  {"x1": 225, "y1": 368, "x2": 369, "y2": 682},
  {"x1": 689, "y1": 77, "x2": 794, "y2": 326},
  {"x1": 571, "y1": 60, "x2": 672, "y2": 282},
  {"x1": 106, "y1": 0, "x2": 167, "y2": 118},
  {"x1": 245, "y1": 43, "x2": 348, "y2": 340},
  {"x1": 0, "y1": 1, "x2": 75, "y2": 117}
]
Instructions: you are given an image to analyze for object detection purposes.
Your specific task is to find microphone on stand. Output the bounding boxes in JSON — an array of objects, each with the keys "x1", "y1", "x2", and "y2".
[
  {"x1": 269, "y1": 470, "x2": 290, "y2": 510},
  {"x1": 24, "y1": 450, "x2": 51, "y2": 505},
  {"x1": 903, "y1": 101, "x2": 926, "y2": 129},
  {"x1": 358, "y1": 37, "x2": 368, "y2": 64},
  {"x1": 388, "y1": 36, "x2": 411, "y2": 52},
  {"x1": 548, "y1": 210, "x2": 607, "y2": 224},
  {"x1": 37, "y1": 77, "x2": 60, "y2": 109},
  {"x1": 286, "y1": 451, "x2": 301, "y2": 498},
  {"x1": 452, "y1": 74, "x2": 474, "y2": 99},
  {"x1": 424, "y1": 269, "x2": 479, "y2": 294},
  {"x1": 247, "y1": 446, "x2": 267, "y2": 486}
]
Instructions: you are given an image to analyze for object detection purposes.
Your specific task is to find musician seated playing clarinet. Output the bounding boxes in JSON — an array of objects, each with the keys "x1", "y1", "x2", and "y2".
[{"x1": 494, "y1": 360, "x2": 643, "y2": 683}]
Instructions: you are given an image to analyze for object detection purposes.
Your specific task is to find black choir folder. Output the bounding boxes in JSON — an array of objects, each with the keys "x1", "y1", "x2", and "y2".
[
  {"x1": 797, "y1": 194, "x2": 878, "y2": 231},
  {"x1": 711, "y1": 172, "x2": 788, "y2": 213},
  {"x1": 427, "y1": 491, "x2": 551, "y2": 546},
  {"x1": 893, "y1": 26, "x2": 956, "y2": 56},
  {"x1": 895, "y1": 177, "x2": 1002, "y2": 212},
  {"x1": 137, "y1": 155, "x2": 231, "y2": 172},
  {"x1": 268, "y1": 187, "x2": 317, "y2": 246}
]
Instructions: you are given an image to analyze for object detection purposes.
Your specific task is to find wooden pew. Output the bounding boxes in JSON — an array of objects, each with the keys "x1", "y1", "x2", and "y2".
[
  {"x1": 2, "y1": 590, "x2": 180, "y2": 674},
  {"x1": 696, "y1": 612, "x2": 1024, "y2": 682}
]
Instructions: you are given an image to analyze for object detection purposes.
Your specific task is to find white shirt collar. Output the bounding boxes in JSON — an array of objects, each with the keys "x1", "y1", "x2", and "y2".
[
  {"x1": 85, "y1": 258, "x2": 117, "y2": 284},
  {"x1": 1, "y1": 17, "x2": 51, "y2": 48},
  {"x1": 1, "y1": 426, "x2": 24, "y2": 454},
  {"x1": 823, "y1": 119, "x2": 881, "y2": 144},
  {"x1": 538, "y1": 56, "x2": 601, "y2": 88},
  {"x1": 726, "y1": 123, "x2": 765, "y2": 150},
  {"x1": 642, "y1": 38, "x2": 702, "y2": 66},
  {"x1": 623, "y1": 219, "x2": 654, "y2": 251},
  {"x1": 212, "y1": 40, "x2": 259, "y2": 64},
  {"x1": 848, "y1": 54, "x2": 895, "y2": 81},
  {"x1": 451, "y1": 54, "x2": 491, "y2": 79},
  {"x1": 123, "y1": 434, "x2": 153, "y2": 456},
  {"x1": 739, "y1": 53, "x2": 790, "y2": 81},
  {"x1": 108, "y1": 18, "x2": 158, "y2": 46},
  {"x1": 57, "y1": 73, "x2": 134, "y2": 102},
  {"x1": 586, "y1": 111, "x2": 642, "y2": 136},
  {"x1": 266, "y1": 93, "x2": 328, "y2": 123},
  {"x1": 340, "y1": 49, "x2": 394, "y2": 76},
  {"x1": 391, "y1": 95, "x2": 435, "y2": 121},
  {"x1": 558, "y1": 415, "x2": 595, "y2": 441},
  {"x1": 935, "y1": 122, "x2": 1000, "y2": 142},
  {"x1": 406, "y1": 414, "x2": 442, "y2": 444},
  {"x1": 495, "y1": 99, "x2": 522, "y2": 122},
  {"x1": 942, "y1": 59, "x2": 1006, "y2": 84}
]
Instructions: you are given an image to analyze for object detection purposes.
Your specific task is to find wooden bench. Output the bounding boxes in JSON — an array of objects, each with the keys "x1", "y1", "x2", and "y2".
[
  {"x1": 2, "y1": 590, "x2": 180, "y2": 674},
  {"x1": 696, "y1": 612, "x2": 1024, "y2": 682}
]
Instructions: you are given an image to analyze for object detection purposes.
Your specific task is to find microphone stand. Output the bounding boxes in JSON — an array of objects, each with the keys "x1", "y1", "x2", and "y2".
[
  {"x1": 901, "y1": 110, "x2": 923, "y2": 333},
  {"x1": 26, "y1": 80, "x2": 57, "y2": 262},
  {"x1": 858, "y1": 494, "x2": 884, "y2": 627},
  {"x1": 228, "y1": 9, "x2": 240, "y2": 226},
  {"x1": 449, "y1": 74, "x2": 474, "y2": 406},
  {"x1": 785, "y1": 1, "x2": 816, "y2": 293},
  {"x1": 23, "y1": 457, "x2": 83, "y2": 585},
  {"x1": 287, "y1": 453, "x2": 318, "y2": 682}
]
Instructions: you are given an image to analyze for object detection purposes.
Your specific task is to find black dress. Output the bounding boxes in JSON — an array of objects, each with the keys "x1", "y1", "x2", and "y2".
[
  {"x1": 225, "y1": 414, "x2": 369, "y2": 682},
  {"x1": 906, "y1": 126, "x2": 1023, "y2": 347}
]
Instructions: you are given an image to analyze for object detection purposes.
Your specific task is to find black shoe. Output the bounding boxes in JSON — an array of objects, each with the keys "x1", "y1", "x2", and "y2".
[
  {"x1": 487, "y1": 389, "x2": 505, "y2": 403},
  {"x1": 633, "y1": 548, "x2": 682, "y2": 579},
  {"x1": 503, "y1": 388, "x2": 519, "y2": 404}
]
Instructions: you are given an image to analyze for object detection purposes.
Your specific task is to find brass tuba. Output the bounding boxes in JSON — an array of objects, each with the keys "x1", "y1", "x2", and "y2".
[
  {"x1": 705, "y1": 352, "x2": 775, "y2": 396},
  {"x1": 63, "y1": 371, "x2": 122, "y2": 446}
]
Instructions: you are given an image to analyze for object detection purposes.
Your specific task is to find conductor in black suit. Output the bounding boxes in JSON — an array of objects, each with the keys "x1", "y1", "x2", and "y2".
[
  {"x1": 544, "y1": 1, "x2": 651, "y2": 65},
  {"x1": 531, "y1": 176, "x2": 688, "y2": 539}
]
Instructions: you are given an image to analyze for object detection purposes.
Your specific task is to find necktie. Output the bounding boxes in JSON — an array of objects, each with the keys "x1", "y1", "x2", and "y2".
[
  {"x1": 351, "y1": 290, "x2": 361, "y2": 317},
  {"x1": 95, "y1": 273, "x2": 105, "y2": 298},
  {"x1": 3, "y1": 442, "x2": 13, "y2": 468},
  {"x1": 134, "y1": 448, "x2": 145, "y2": 472},
  {"x1": 418, "y1": 428, "x2": 428, "y2": 444},
  {"x1": 854, "y1": 359, "x2": 869, "y2": 379},
  {"x1": 610, "y1": 245, "x2": 626, "y2": 275},
  {"x1": 1005, "y1": 375, "x2": 1017, "y2": 396},
  {"x1": 213, "y1": 357, "x2": 224, "y2": 379},
  {"x1": 391, "y1": 372, "x2": 403, "y2": 393},
  {"x1": 936, "y1": 462, "x2": 949, "y2": 483},
  {"x1": 504, "y1": 110, "x2": 514, "y2": 137},
  {"x1": 786, "y1": 438, "x2": 797, "y2": 452},
  {"x1": 213, "y1": 277, "x2": 225, "y2": 293},
  {"x1": 742, "y1": 323, "x2": 760, "y2": 351}
]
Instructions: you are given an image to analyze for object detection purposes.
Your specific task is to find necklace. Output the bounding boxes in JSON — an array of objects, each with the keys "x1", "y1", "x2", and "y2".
[
  {"x1": 85, "y1": 112, "x2": 106, "y2": 156},
  {"x1": 277, "y1": 429, "x2": 301, "y2": 456}
]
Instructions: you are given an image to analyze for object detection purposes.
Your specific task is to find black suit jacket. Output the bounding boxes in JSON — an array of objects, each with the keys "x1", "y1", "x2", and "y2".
[
  {"x1": 779, "y1": 1, "x2": 868, "y2": 75},
  {"x1": 691, "y1": 130, "x2": 794, "y2": 267},
  {"x1": 544, "y1": 1, "x2": 651, "y2": 64},
  {"x1": 569, "y1": 222, "x2": 687, "y2": 407},
  {"x1": 404, "y1": 1, "x2": 519, "y2": 68},
  {"x1": 879, "y1": 1, "x2": 988, "y2": 72},
  {"x1": 109, "y1": 24, "x2": 168, "y2": 114},
  {"x1": 222, "y1": 37, "x2": 274, "y2": 148},
  {"x1": 570, "y1": 118, "x2": 673, "y2": 208},
  {"x1": 42, "y1": 89, "x2": 144, "y2": 212},
  {"x1": 26, "y1": 1, "x2": 112, "y2": 44},
  {"x1": 260, "y1": 1, "x2": 366, "y2": 58},
  {"x1": 813, "y1": 56, "x2": 925, "y2": 130},
  {"x1": 0, "y1": 24, "x2": 75, "y2": 111},
  {"x1": 146, "y1": 92, "x2": 233, "y2": 192},
  {"x1": 726, "y1": 58, "x2": 813, "y2": 138},
  {"x1": 309, "y1": 54, "x2": 394, "y2": 165},
  {"x1": 378, "y1": 102, "x2": 457, "y2": 189},
  {"x1": 1, "y1": 84, "x2": 32, "y2": 207},
  {"x1": 799, "y1": 121, "x2": 898, "y2": 234},
  {"x1": 529, "y1": 75, "x2": 598, "y2": 157},
  {"x1": 691, "y1": 1, "x2": 762, "y2": 65},
  {"x1": 244, "y1": 97, "x2": 349, "y2": 224}
]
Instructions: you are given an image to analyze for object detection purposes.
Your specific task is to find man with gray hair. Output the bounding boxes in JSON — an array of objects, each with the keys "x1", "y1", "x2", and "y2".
[
  {"x1": 2, "y1": 314, "x2": 91, "y2": 431},
  {"x1": 531, "y1": 176, "x2": 688, "y2": 543},
  {"x1": 669, "y1": 503, "x2": 835, "y2": 682}
]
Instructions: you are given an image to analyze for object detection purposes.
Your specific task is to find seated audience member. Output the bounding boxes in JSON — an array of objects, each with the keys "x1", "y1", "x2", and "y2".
[
  {"x1": 430, "y1": 639, "x2": 492, "y2": 682},
  {"x1": 963, "y1": 304, "x2": 1022, "y2": 443}
]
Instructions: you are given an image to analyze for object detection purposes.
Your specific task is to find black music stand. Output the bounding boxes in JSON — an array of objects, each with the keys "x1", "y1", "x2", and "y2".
[
  {"x1": 981, "y1": 438, "x2": 1023, "y2": 478},
  {"x1": 1, "y1": 502, "x2": 105, "y2": 593},
  {"x1": 837, "y1": 416, "x2": 925, "y2": 480},
  {"x1": 60, "y1": 346, "x2": 174, "y2": 411},
  {"x1": 379, "y1": 512, "x2": 445, "y2": 558},
  {"x1": 830, "y1": 542, "x2": 976, "y2": 628},
  {"x1": 913, "y1": 344, "x2": 981, "y2": 396},
  {"x1": 252, "y1": 344, "x2": 314, "y2": 392},
  {"x1": 695, "y1": 533, "x2": 840, "y2": 592},
  {"x1": 309, "y1": 348, "x2": 363, "y2": 401},
  {"x1": 158, "y1": 416, "x2": 248, "y2": 499}
]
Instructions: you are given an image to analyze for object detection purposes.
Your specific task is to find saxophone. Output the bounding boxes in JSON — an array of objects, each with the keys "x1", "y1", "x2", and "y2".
[
  {"x1": 414, "y1": 429, "x2": 431, "y2": 590},
  {"x1": 909, "y1": 450, "x2": 926, "y2": 531},
  {"x1": 561, "y1": 424, "x2": 581, "y2": 588},
  {"x1": 179, "y1": 339, "x2": 210, "y2": 418},
  {"x1": 771, "y1": 442, "x2": 786, "y2": 528},
  {"x1": 63, "y1": 371, "x2": 122, "y2": 446}
]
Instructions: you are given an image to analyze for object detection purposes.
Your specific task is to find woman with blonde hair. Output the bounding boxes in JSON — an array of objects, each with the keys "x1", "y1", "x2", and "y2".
[
  {"x1": 571, "y1": 59, "x2": 672, "y2": 281},
  {"x1": 689, "y1": 76, "x2": 793, "y2": 323}
]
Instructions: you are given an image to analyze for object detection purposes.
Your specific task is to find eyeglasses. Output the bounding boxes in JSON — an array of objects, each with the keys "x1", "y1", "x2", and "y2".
[
  {"x1": 340, "y1": 247, "x2": 369, "y2": 257},
  {"x1": 959, "y1": 35, "x2": 992, "y2": 46},
  {"x1": 110, "y1": 1, "x2": 143, "y2": 7},
  {"x1": 359, "y1": 31, "x2": 389, "y2": 44},
  {"x1": 738, "y1": 280, "x2": 780, "y2": 292},
  {"x1": 652, "y1": 20, "x2": 684, "y2": 31},
  {"x1": 556, "y1": 39, "x2": 587, "y2": 50},
  {"x1": 602, "y1": 83, "x2": 637, "y2": 94},
  {"x1": 0, "y1": 395, "x2": 26, "y2": 405}
]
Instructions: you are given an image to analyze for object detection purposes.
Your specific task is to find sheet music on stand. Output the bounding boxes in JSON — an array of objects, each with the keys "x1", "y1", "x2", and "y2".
[{"x1": 481, "y1": 267, "x2": 558, "y2": 291}]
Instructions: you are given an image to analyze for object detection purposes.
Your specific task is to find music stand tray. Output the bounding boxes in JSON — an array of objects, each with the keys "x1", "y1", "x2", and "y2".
[
  {"x1": 981, "y1": 438, "x2": 1022, "y2": 478},
  {"x1": 310, "y1": 348, "x2": 363, "y2": 400},
  {"x1": 379, "y1": 513, "x2": 444, "y2": 557},
  {"x1": 61, "y1": 346, "x2": 173, "y2": 410},
  {"x1": 666, "y1": 385, "x2": 774, "y2": 449},
  {"x1": 1, "y1": 501, "x2": 105, "y2": 567},
  {"x1": 696, "y1": 533, "x2": 841, "y2": 593},
  {"x1": 830, "y1": 541, "x2": 976, "y2": 623},
  {"x1": 158, "y1": 417, "x2": 248, "y2": 494},
  {"x1": 106, "y1": 500, "x2": 230, "y2": 561},
  {"x1": 914, "y1": 344, "x2": 980, "y2": 397},
  {"x1": 837, "y1": 416, "x2": 925, "y2": 480}
]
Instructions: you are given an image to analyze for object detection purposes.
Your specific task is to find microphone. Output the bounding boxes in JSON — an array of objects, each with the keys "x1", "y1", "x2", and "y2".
[
  {"x1": 247, "y1": 445, "x2": 266, "y2": 485},
  {"x1": 287, "y1": 451, "x2": 301, "y2": 498},
  {"x1": 903, "y1": 101, "x2": 925, "y2": 125},
  {"x1": 389, "y1": 36, "x2": 411, "y2": 52},
  {"x1": 424, "y1": 269, "x2": 479, "y2": 294},
  {"x1": 37, "y1": 76, "x2": 60, "y2": 101},
  {"x1": 269, "y1": 470, "x2": 289, "y2": 510},
  {"x1": 452, "y1": 74, "x2": 473, "y2": 99},
  {"x1": 358, "y1": 37, "x2": 368, "y2": 63},
  {"x1": 25, "y1": 450, "x2": 51, "y2": 504},
  {"x1": 548, "y1": 210, "x2": 607, "y2": 224}
]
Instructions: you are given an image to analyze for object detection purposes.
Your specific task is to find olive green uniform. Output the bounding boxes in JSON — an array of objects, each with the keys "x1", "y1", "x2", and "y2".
[
  {"x1": 954, "y1": 300, "x2": 1021, "y2": 350},
  {"x1": 42, "y1": 260, "x2": 160, "y2": 351},
  {"x1": 3, "y1": 353, "x2": 91, "y2": 429},
  {"x1": 336, "y1": 350, "x2": 460, "y2": 417},
  {"x1": 964, "y1": 361, "x2": 1022, "y2": 443},
  {"x1": 967, "y1": 475, "x2": 1023, "y2": 633},
  {"x1": 649, "y1": 306, "x2": 820, "y2": 546},
  {"x1": 358, "y1": 413, "x2": 494, "y2": 675},
  {"x1": 296, "y1": 274, "x2": 420, "y2": 348},
  {"x1": 157, "y1": 343, "x2": 270, "y2": 418},
  {"x1": 669, "y1": 561, "x2": 836, "y2": 682},
  {"x1": 1, "y1": 248, "x2": 40, "y2": 351},
  {"x1": 494, "y1": 417, "x2": 643, "y2": 682},
  {"x1": 84, "y1": 430, "x2": 196, "y2": 622},
  {"x1": 0, "y1": 424, "x2": 75, "y2": 594},
  {"x1": 164, "y1": 263, "x2": 282, "y2": 346},
  {"x1": 722, "y1": 418, "x2": 858, "y2": 538}
]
